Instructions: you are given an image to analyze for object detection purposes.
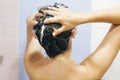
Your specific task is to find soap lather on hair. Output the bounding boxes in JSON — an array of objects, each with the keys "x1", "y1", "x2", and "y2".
[{"x1": 34, "y1": 3, "x2": 73, "y2": 58}]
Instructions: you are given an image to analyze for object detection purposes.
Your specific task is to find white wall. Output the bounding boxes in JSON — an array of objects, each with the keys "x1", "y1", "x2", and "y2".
[
  {"x1": 91, "y1": 0, "x2": 120, "y2": 80},
  {"x1": 0, "y1": 0, "x2": 19, "y2": 80}
]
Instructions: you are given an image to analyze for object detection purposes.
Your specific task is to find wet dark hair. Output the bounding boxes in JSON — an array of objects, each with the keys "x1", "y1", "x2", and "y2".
[{"x1": 34, "y1": 3, "x2": 73, "y2": 58}]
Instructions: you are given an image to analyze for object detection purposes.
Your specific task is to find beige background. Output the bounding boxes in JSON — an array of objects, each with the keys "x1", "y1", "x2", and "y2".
[{"x1": 0, "y1": 0, "x2": 19, "y2": 80}]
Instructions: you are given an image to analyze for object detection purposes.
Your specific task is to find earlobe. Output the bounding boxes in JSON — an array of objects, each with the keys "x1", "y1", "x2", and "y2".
[
  {"x1": 71, "y1": 28, "x2": 77, "y2": 38},
  {"x1": 67, "y1": 35, "x2": 72, "y2": 51}
]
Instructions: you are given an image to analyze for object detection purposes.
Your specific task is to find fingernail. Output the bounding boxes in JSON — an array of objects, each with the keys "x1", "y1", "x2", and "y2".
[{"x1": 52, "y1": 32, "x2": 56, "y2": 37}]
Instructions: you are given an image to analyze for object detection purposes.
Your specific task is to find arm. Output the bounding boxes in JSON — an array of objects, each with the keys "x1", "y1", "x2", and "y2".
[
  {"x1": 77, "y1": 8, "x2": 120, "y2": 77},
  {"x1": 81, "y1": 24, "x2": 120, "y2": 78},
  {"x1": 24, "y1": 13, "x2": 45, "y2": 66},
  {"x1": 43, "y1": 7, "x2": 120, "y2": 36},
  {"x1": 86, "y1": 7, "x2": 120, "y2": 25}
]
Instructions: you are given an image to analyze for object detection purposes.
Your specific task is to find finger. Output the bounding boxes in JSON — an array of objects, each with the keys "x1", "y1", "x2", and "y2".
[
  {"x1": 43, "y1": 10, "x2": 58, "y2": 16},
  {"x1": 48, "y1": 7, "x2": 60, "y2": 11},
  {"x1": 33, "y1": 20, "x2": 38, "y2": 26},
  {"x1": 34, "y1": 13, "x2": 43, "y2": 20},
  {"x1": 44, "y1": 17, "x2": 59, "y2": 24},
  {"x1": 53, "y1": 26, "x2": 65, "y2": 36}
]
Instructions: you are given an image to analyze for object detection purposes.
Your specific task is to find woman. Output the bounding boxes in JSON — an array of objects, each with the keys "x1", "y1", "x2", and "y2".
[{"x1": 25, "y1": 6, "x2": 120, "y2": 80}]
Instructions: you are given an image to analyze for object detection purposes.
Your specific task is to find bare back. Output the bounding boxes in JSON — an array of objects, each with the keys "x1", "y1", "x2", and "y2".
[{"x1": 25, "y1": 55, "x2": 99, "y2": 80}]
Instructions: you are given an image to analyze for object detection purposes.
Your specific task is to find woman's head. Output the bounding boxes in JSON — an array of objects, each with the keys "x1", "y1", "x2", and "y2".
[{"x1": 34, "y1": 3, "x2": 74, "y2": 58}]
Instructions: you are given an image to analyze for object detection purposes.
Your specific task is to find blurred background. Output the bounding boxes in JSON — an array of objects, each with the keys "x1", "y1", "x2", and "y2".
[{"x1": 0, "y1": 0, "x2": 120, "y2": 80}]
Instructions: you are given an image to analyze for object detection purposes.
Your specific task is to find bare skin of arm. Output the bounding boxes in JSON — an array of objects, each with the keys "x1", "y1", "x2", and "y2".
[
  {"x1": 43, "y1": 7, "x2": 120, "y2": 78},
  {"x1": 24, "y1": 13, "x2": 46, "y2": 71},
  {"x1": 44, "y1": 7, "x2": 120, "y2": 36},
  {"x1": 81, "y1": 24, "x2": 120, "y2": 78}
]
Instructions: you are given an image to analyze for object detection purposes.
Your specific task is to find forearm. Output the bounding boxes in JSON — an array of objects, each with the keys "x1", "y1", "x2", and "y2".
[
  {"x1": 27, "y1": 28, "x2": 36, "y2": 43},
  {"x1": 25, "y1": 28, "x2": 44, "y2": 62},
  {"x1": 26, "y1": 27, "x2": 43, "y2": 53},
  {"x1": 24, "y1": 13, "x2": 45, "y2": 65},
  {"x1": 43, "y1": 7, "x2": 120, "y2": 36},
  {"x1": 77, "y1": 7, "x2": 120, "y2": 25}
]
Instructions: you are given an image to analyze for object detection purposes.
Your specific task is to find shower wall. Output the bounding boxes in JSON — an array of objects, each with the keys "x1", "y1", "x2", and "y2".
[{"x1": 0, "y1": 0, "x2": 19, "y2": 80}]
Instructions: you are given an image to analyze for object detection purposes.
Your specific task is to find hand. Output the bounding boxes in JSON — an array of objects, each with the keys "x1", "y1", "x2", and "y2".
[
  {"x1": 26, "y1": 13, "x2": 43, "y2": 39},
  {"x1": 26, "y1": 13, "x2": 43, "y2": 31},
  {"x1": 43, "y1": 6, "x2": 80, "y2": 36}
]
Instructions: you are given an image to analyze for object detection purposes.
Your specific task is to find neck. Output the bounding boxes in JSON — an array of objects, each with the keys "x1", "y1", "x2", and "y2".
[{"x1": 54, "y1": 50, "x2": 73, "y2": 62}]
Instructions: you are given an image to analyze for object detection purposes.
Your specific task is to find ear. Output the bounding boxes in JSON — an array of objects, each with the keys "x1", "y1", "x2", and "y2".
[
  {"x1": 67, "y1": 28, "x2": 77, "y2": 51},
  {"x1": 71, "y1": 28, "x2": 77, "y2": 38}
]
